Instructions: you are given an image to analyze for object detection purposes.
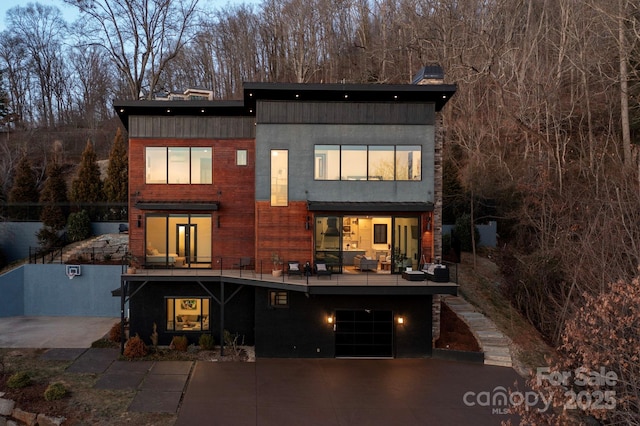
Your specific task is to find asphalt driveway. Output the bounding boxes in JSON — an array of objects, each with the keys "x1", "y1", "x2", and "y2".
[{"x1": 177, "y1": 358, "x2": 525, "y2": 426}]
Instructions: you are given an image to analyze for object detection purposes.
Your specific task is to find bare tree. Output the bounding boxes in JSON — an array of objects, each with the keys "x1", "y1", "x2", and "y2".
[
  {"x1": 66, "y1": 0, "x2": 199, "y2": 100},
  {"x1": 5, "y1": 3, "x2": 68, "y2": 127}
]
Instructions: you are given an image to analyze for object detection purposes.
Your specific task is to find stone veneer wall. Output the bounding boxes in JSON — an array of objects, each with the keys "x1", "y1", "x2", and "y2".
[{"x1": 432, "y1": 111, "x2": 444, "y2": 341}]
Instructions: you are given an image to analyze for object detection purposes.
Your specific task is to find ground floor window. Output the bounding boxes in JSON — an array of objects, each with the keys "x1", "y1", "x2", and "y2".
[
  {"x1": 268, "y1": 290, "x2": 289, "y2": 308},
  {"x1": 166, "y1": 297, "x2": 210, "y2": 331}
]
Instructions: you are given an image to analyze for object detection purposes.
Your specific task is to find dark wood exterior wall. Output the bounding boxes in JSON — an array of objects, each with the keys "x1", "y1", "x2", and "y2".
[
  {"x1": 256, "y1": 101, "x2": 435, "y2": 124},
  {"x1": 128, "y1": 116, "x2": 255, "y2": 139},
  {"x1": 254, "y1": 289, "x2": 433, "y2": 358},
  {"x1": 128, "y1": 137, "x2": 256, "y2": 264}
]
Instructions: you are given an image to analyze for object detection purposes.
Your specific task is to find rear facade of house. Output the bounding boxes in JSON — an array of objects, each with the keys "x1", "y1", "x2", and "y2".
[{"x1": 114, "y1": 67, "x2": 457, "y2": 358}]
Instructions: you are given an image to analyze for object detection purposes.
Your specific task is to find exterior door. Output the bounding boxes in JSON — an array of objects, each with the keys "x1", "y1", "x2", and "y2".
[
  {"x1": 334, "y1": 309, "x2": 393, "y2": 358},
  {"x1": 176, "y1": 224, "x2": 197, "y2": 266},
  {"x1": 393, "y1": 217, "x2": 419, "y2": 272}
]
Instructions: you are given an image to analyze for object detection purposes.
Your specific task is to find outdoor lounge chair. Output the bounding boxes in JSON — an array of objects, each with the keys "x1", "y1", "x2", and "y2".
[
  {"x1": 288, "y1": 261, "x2": 303, "y2": 278},
  {"x1": 315, "y1": 262, "x2": 332, "y2": 279}
]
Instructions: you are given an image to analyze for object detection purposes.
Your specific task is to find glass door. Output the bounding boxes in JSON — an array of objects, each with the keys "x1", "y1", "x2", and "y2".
[
  {"x1": 393, "y1": 217, "x2": 419, "y2": 272},
  {"x1": 176, "y1": 224, "x2": 197, "y2": 267}
]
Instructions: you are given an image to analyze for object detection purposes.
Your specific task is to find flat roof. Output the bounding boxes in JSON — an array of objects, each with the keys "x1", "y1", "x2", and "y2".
[
  {"x1": 243, "y1": 82, "x2": 456, "y2": 111},
  {"x1": 113, "y1": 81, "x2": 457, "y2": 127}
]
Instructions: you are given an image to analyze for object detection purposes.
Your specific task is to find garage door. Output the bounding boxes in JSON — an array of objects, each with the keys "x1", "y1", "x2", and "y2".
[{"x1": 334, "y1": 309, "x2": 393, "y2": 358}]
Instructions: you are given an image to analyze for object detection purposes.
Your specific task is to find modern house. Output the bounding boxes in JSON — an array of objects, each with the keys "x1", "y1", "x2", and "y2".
[{"x1": 114, "y1": 66, "x2": 457, "y2": 358}]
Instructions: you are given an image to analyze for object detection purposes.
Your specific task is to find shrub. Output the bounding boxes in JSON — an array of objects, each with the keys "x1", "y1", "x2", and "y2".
[
  {"x1": 170, "y1": 335, "x2": 188, "y2": 352},
  {"x1": 109, "y1": 321, "x2": 123, "y2": 343},
  {"x1": 67, "y1": 210, "x2": 91, "y2": 242},
  {"x1": 44, "y1": 382, "x2": 67, "y2": 401},
  {"x1": 7, "y1": 371, "x2": 31, "y2": 389},
  {"x1": 199, "y1": 334, "x2": 215, "y2": 350},
  {"x1": 123, "y1": 334, "x2": 147, "y2": 358}
]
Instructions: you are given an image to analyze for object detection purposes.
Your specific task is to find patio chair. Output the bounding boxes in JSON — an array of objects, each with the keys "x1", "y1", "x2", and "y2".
[
  {"x1": 315, "y1": 262, "x2": 332, "y2": 279},
  {"x1": 287, "y1": 261, "x2": 303, "y2": 278},
  {"x1": 233, "y1": 257, "x2": 253, "y2": 270}
]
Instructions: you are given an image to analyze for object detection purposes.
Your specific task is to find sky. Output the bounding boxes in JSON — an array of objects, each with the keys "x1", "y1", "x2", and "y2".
[{"x1": 0, "y1": 0, "x2": 258, "y2": 32}]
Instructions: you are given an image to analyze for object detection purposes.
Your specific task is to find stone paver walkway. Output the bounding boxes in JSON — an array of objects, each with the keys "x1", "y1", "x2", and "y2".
[
  {"x1": 443, "y1": 296, "x2": 513, "y2": 367},
  {"x1": 58, "y1": 348, "x2": 192, "y2": 414}
]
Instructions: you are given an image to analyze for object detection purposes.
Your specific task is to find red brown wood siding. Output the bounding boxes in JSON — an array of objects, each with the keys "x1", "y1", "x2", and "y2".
[{"x1": 255, "y1": 201, "x2": 313, "y2": 273}]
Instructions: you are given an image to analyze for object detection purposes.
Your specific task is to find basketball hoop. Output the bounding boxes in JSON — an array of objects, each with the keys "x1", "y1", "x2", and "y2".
[{"x1": 65, "y1": 265, "x2": 81, "y2": 280}]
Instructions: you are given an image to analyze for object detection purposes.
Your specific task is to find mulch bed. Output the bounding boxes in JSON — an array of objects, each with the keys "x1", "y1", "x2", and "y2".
[{"x1": 0, "y1": 373, "x2": 68, "y2": 418}]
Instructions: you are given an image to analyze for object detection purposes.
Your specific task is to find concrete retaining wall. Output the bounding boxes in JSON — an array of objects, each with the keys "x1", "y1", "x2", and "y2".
[
  {"x1": 0, "y1": 268, "x2": 25, "y2": 317},
  {"x1": 0, "y1": 264, "x2": 121, "y2": 317}
]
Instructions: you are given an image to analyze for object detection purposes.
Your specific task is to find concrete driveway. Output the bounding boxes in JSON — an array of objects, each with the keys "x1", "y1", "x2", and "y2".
[
  {"x1": 177, "y1": 358, "x2": 526, "y2": 426},
  {"x1": 0, "y1": 316, "x2": 117, "y2": 348}
]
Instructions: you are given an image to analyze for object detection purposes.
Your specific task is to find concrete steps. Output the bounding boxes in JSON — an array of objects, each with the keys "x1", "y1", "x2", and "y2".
[{"x1": 442, "y1": 295, "x2": 513, "y2": 368}]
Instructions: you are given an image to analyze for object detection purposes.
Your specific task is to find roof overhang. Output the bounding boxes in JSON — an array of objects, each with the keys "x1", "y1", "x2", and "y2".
[
  {"x1": 113, "y1": 100, "x2": 251, "y2": 130},
  {"x1": 243, "y1": 82, "x2": 456, "y2": 112},
  {"x1": 307, "y1": 201, "x2": 433, "y2": 212},
  {"x1": 135, "y1": 201, "x2": 220, "y2": 211}
]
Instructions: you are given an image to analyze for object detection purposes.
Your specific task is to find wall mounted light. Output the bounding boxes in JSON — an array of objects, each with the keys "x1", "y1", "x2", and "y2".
[
  {"x1": 305, "y1": 216, "x2": 311, "y2": 230},
  {"x1": 137, "y1": 215, "x2": 142, "y2": 228},
  {"x1": 397, "y1": 316, "x2": 405, "y2": 325},
  {"x1": 327, "y1": 315, "x2": 334, "y2": 324},
  {"x1": 426, "y1": 216, "x2": 432, "y2": 231},
  {"x1": 216, "y1": 215, "x2": 221, "y2": 228}
]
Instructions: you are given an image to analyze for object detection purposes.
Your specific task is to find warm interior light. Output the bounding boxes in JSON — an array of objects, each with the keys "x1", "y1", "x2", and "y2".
[
  {"x1": 327, "y1": 316, "x2": 333, "y2": 324},
  {"x1": 397, "y1": 317, "x2": 404, "y2": 325}
]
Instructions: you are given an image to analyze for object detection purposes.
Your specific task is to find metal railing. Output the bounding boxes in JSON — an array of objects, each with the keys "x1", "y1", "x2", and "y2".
[{"x1": 122, "y1": 256, "x2": 459, "y2": 287}]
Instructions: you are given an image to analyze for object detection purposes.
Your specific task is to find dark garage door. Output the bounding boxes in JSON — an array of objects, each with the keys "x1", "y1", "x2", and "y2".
[{"x1": 334, "y1": 310, "x2": 393, "y2": 358}]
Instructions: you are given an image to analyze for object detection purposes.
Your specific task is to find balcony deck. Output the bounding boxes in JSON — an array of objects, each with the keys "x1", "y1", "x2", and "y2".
[{"x1": 121, "y1": 267, "x2": 458, "y2": 296}]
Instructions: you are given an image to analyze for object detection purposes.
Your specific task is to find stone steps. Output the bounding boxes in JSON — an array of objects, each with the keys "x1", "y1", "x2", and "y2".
[{"x1": 443, "y1": 295, "x2": 513, "y2": 368}]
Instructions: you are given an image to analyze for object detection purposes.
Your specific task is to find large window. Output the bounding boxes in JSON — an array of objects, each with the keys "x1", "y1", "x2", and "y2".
[
  {"x1": 270, "y1": 150, "x2": 288, "y2": 206},
  {"x1": 146, "y1": 147, "x2": 212, "y2": 184},
  {"x1": 314, "y1": 145, "x2": 421, "y2": 181},
  {"x1": 166, "y1": 298, "x2": 210, "y2": 331}
]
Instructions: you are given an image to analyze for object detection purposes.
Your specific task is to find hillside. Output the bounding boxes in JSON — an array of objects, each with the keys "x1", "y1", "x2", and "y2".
[{"x1": 454, "y1": 250, "x2": 556, "y2": 377}]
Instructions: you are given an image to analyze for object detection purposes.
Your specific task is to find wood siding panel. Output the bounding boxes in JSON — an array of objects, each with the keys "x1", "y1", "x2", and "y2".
[
  {"x1": 257, "y1": 101, "x2": 435, "y2": 125},
  {"x1": 255, "y1": 201, "x2": 313, "y2": 274},
  {"x1": 129, "y1": 116, "x2": 255, "y2": 139}
]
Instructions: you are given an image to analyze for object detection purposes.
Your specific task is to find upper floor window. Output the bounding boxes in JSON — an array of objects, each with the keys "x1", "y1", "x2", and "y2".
[
  {"x1": 314, "y1": 145, "x2": 421, "y2": 181},
  {"x1": 237, "y1": 149, "x2": 248, "y2": 166},
  {"x1": 146, "y1": 147, "x2": 212, "y2": 184},
  {"x1": 271, "y1": 150, "x2": 288, "y2": 206}
]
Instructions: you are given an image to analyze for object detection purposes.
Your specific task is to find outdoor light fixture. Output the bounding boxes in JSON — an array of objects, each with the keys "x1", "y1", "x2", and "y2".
[
  {"x1": 216, "y1": 215, "x2": 221, "y2": 228},
  {"x1": 426, "y1": 216, "x2": 431, "y2": 231},
  {"x1": 327, "y1": 315, "x2": 334, "y2": 324},
  {"x1": 137, "y1": 215, "x2": 142, "y2": 228},
  {"x1": 397, "y1": 316, "x2": 404, "y2": 325},
  {"x1": 305, "y1": 216, "x2": 311, "y2": 230}
]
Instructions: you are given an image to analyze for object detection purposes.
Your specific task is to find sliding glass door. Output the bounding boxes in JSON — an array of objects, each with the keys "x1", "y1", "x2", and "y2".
[{"x1": 146, "y1": 214, "x2": 212, "y2": 268}]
